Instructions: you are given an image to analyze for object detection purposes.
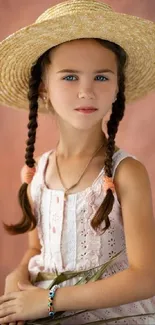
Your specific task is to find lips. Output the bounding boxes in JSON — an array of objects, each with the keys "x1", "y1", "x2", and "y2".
[
  {"x1": 75, "y1": 107, "x2": 98, "y2": 114},
  {"x1": 75, "y1": 107, "x2": 98, "y2": 111}
]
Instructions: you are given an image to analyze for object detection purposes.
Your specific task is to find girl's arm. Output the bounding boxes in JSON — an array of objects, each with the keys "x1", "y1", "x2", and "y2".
[
  {"x1": 5, "y1": 181, "x2": 41, "y2": 285},
  {"x1": 53, "y1": 157, "x2": 155, "y2": 312},
  {"x1": 5, "y1": 228, "x2": 41, "y2": 285}
]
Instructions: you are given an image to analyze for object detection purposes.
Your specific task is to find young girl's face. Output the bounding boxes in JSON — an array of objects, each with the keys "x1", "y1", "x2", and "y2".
[{"x1": 43, "y1": 39, "x2": 118, "y2": 130}]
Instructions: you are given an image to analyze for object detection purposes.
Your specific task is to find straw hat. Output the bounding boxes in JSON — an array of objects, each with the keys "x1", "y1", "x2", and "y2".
[{"x1": 0, "y1": 0, "x2": 155, "y2": 113}]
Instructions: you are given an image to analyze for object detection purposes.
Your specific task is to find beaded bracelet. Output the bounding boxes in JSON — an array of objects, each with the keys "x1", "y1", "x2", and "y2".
[{"x1": 48, "y1": 284, "x2": 60, "y2": 318}]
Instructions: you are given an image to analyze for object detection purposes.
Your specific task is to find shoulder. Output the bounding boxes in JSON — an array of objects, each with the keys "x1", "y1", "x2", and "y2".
[
  {"x1": 114, "y1": 156, "x2": 151, "y2": 204},
  {"x1": 34, "y1": 150, "x2": 54, "y2": 168},
  {"x1": 35, "y1": 155, "x2": 41, "y2": 164},
  {"x1": 33, "y1": 150, "x2": 51, "y2": 169}
]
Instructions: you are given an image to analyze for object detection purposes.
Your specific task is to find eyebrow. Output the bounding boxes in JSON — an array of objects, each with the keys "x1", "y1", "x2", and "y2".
[{"x1": 56, "y1": 69, "x2": 115, "y2": 74}]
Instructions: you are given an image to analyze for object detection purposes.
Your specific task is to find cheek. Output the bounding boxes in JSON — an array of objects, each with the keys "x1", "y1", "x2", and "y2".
[
  {"x1": 100, "y1": 84, "x2": 117, "y2": 104},
  {"x1": 49, "y1": 82, "x2": 75, "y2": 105}
]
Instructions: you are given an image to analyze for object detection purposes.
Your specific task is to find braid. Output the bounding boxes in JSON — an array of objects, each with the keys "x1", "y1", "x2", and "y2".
[
  {"x1": 105, "y1": 74, "x2": 126, "y2": 177},
  {"x1": 26, "y1": 69, "x2": 40, "y2": 167},
  {"x1": 3, "y1": 57, "x2": 43, "y2": 234},
  {"x1": 91, "y1": 72, "x2": 126, "y2": 233}
]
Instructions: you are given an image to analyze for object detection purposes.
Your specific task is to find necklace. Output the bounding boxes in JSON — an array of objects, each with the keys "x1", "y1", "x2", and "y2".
[{"x1": 55, "y1": 142, "x2": 105, "y2": 201}]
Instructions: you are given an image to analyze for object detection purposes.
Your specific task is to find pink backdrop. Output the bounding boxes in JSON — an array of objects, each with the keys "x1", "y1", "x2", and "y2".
[{"x1": 0, "y1": 0, "x2": 155, "y2": 294}]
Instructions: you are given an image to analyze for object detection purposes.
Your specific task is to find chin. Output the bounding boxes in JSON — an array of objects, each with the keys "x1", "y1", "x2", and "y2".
[{"x1": 71, "y1": 122, "x2": 99, "y2": 131}]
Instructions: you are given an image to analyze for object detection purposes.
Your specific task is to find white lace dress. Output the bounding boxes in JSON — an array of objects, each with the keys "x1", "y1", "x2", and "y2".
[{"x1": 28, "y1": 148, "x2": 155, "y2": 324}]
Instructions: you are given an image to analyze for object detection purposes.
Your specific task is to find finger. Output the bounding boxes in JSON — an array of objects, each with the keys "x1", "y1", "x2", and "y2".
[
  {"x1": 0, "y1": 313, "x2": 16, "y2": 324},
  {"x1": 9, "y1": 323, "x2": 17, "y2": 325},
  {"x1": 0, "y1": 303, "x2": 16, "y2": 322},
  {"x1": 0, "y1": 293, "x2": 16, "y2": 304},
  {"x1": 0, "y1": 301, "x2": 16, "y2": 312},
  {"x1": 17, "y1": 322, "x2": 25, "y2": 325}
]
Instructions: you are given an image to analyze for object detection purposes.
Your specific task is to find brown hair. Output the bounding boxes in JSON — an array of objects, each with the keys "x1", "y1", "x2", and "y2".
[{"x1": 3, "y1": 38, "x2": 128, "y2": 235}]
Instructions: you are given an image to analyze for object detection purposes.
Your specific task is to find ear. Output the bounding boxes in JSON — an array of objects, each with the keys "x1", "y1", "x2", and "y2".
[{"x1": 38, "y1": 80, "x2": 48, "y2": 101}]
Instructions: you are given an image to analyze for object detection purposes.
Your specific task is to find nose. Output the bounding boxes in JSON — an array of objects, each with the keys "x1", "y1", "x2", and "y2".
[{"x1": 78, "y1": 88, "x2": 95, "y2": 100}]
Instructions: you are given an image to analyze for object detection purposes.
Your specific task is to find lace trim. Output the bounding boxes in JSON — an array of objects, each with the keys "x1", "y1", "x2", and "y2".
[{"x1": 61, "y1": 195, "x2": 77, "y2": 270}]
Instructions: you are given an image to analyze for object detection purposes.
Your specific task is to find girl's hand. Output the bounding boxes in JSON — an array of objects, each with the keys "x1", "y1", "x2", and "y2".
[
  {"x1": 4, "y1": 273, "x2": 32, "y2": 325},
  {"x1": 0, "y1": 282, "x2": 49, "y2": 324}
]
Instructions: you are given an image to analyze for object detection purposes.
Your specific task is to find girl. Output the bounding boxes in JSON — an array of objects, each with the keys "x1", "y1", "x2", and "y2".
[{"x1": 0, "y1": 0, "x2": 155, "y2": 324}]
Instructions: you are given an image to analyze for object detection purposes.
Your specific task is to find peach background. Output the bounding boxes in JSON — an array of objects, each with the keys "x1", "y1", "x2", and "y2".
[{"x1": 0, "y1": 0, "x2": 155, "y2": 294}]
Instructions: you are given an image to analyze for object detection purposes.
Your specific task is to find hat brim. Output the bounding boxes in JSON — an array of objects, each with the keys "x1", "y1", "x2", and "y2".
[{"x1": 0, "y1": 11, "x2": 155, "y2": 113}]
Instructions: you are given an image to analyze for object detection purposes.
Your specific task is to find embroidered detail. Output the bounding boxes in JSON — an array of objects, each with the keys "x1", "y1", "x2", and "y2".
[{"x1": 52, "y1": 226, "x2": 56, "y2": 233}]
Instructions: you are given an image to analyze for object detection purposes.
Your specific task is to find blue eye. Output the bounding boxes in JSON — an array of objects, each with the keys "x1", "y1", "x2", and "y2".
[
  {"x1": 95, "y1": 75, "x2": 109, "y2": 81},
  {"x1": 63, "y1": 75, "x2": 77, "y2": 81}
]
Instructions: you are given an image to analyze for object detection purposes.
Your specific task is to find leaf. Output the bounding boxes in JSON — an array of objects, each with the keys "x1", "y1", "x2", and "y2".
[
  {"x1": 74, "y1": 250, "x2": 125, "y2": 286},
  {"x1": 86, "y1": 250, "x2": 124, "y2": 283},
  {"x1": 74, "y1": 272, "x2": 92, "y2": 285},
  {"x1": 35, "y1": 270, "x2": 91, "y2": 289}
]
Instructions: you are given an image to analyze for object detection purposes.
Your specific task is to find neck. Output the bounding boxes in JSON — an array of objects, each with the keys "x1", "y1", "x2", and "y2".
[{"x1": 56, "y1": 120, "x2": 107, "y2": 159}]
